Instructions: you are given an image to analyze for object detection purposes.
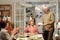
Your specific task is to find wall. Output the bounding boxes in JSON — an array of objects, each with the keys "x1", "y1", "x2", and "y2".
[{"x1": 58, "y1": 2, "x2": 60, "y2": 20}]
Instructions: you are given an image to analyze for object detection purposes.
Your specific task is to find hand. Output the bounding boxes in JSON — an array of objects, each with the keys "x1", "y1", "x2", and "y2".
[
  {"x1": 38, "y1": 23, "x2": 43, "y2": 25},
  {"x1": 16, "y1": 26, "x2": 22, "y2": 31},
  {"x1": 43, "y1": 23, "x2": 51, "y2": 26},
  {"x1": 43, "y1": 23, "x2": 48, "y2": 26},
  {"x1": 11, "y1": 27, "x2": 22, "y2": 35}
]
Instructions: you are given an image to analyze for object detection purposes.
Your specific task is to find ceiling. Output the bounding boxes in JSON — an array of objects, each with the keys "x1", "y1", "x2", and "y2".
[
  {"x1": 20, "y1": 0, "x2": 58, "y2": 7},
  {"x1": 0, "y1": 0, "x2": 59, "y2": 7},
  {"x1": 24, "y1": 0, "x2": 57, "y2": 2}
]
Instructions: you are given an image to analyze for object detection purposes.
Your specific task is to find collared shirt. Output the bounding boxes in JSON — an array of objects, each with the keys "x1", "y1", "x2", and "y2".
[{"x1": 24, "y1": 25, "x2": 39, "y2": 34}]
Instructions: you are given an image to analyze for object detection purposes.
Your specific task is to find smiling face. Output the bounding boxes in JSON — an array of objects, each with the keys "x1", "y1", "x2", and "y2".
[
  {"x1": 30, "y1": 21, "x2": 34, "y2": 26},
  {"x1": 28, "y1": 20, "x2": 34, "y2": 26}
]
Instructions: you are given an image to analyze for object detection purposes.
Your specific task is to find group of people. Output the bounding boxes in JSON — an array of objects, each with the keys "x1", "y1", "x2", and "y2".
[
  {"x1": 0, "y1": 6, "x2": 55, "y2": 40},
  {"x1": 25, "y1": 6, "x2": 55, "y2": 40}
]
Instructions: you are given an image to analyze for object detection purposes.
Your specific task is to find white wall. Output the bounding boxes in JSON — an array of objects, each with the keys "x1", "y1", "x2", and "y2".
[
  {"x1": 25, "y1": 0, "x2": 56, "y2": 2},
  {"x1": 58, "y1": 2, "x2": 60, "y2": 20},
  {"x1": 0, "y1": 0, "x2": 14, "y2": 4}
]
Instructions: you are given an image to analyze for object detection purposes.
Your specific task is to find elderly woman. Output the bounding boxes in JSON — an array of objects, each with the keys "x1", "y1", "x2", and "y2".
[{"x1": 24, "y1": 20, "x2": 39, "y2": 34}]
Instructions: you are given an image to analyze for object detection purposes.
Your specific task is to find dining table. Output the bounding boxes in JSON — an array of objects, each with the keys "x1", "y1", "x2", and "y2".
[{"x1": 16, "y1": 33, "x2": 44, "y2": 40}]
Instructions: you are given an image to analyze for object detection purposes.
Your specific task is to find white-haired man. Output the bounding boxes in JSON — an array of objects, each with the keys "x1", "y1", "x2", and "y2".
[{"x1": 41, "y1": 6, "x2": 55, "y2": 40}]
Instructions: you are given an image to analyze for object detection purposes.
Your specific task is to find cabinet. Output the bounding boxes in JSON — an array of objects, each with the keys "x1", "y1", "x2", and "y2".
[{"x1": 0, "y1": 5, "x2": 11, "y2": 17}]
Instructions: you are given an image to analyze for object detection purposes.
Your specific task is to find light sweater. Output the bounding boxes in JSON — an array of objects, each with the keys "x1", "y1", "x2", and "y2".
[{"x1": 42, "y1": 11, "x2": 55, "y2": 25}]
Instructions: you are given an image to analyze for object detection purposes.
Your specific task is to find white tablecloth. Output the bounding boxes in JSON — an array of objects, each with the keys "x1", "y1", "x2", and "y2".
[{"x1": 16, "y1": 34, "x2": 44, "y2": 40}]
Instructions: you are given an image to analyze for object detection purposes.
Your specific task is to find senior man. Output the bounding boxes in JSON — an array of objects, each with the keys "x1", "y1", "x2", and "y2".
[{"x1": 40, "y1": 6, "x2": 55, "y2": 40}]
